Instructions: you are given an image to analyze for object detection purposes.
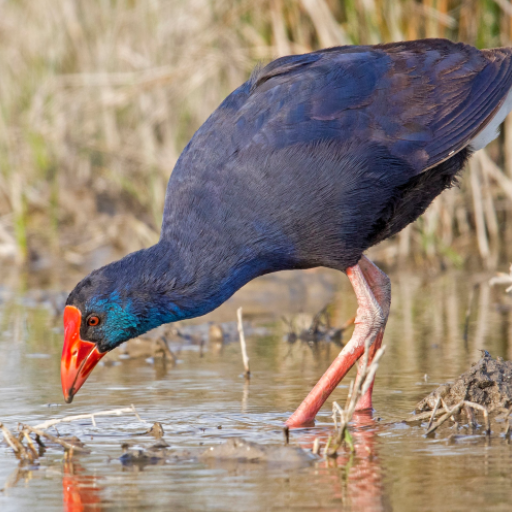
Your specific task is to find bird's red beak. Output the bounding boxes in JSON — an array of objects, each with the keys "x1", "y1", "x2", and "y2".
[{"x1": 61, "y1": 305, "x2": 106, "y2": 403}]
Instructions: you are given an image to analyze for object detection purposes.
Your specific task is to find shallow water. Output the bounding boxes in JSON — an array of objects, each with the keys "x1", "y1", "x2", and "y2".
[{"x1": 1, "y1": 268, "x2": 512, "y2": 511}]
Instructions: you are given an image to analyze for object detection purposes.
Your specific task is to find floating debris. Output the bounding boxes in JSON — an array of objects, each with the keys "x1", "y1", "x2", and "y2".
[
  {"x1": 200, "y1": 438, "x2": 317, "y2": 466},
  {"x1": 146, "y1": 422, "x2": 165, "y2": 439},
  {"x1": 0, "y1": 406, "x2": 146, "y2": 461},
  {"x1": 283, "y1": 307, "x2": 354, "y2": 346},
  {"x1": 110, "y1": 320, "x2": 269, "y2": 361},
  {"x1": 119, "y1": 443, "x2": 168, "y2": 468}
]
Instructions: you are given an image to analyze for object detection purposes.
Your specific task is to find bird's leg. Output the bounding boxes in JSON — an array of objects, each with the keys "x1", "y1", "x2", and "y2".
[
  {"x1": 286, "y1": 258, "x2": 388, "y2": 428},
  {"x1": 353, "y1": 256, "x2": 391, "y2": 411}
]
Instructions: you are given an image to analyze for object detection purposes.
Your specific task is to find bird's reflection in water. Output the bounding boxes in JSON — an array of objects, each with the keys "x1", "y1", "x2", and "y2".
[
  {"x1": 2, "y1": 415, "x2": 385, "y2": 511},
  {"x1": 296, "y1": 411, "x2": 387, "y2": 512},
  {"x1": 62, "y1": 461, "x2": 102, "y2": 512}
]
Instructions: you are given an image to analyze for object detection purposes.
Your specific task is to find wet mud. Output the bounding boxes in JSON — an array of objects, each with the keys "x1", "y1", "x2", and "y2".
[
  {"x1": 200, "y1": 438, "x2": 317, "y2": 466},
  {"x1": 417, "y1": 353, "x2": 512, "y2": 412}
]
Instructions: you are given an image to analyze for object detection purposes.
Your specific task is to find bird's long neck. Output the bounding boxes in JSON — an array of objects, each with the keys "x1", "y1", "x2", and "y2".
[
  {"x1": 129, "y1": 239, "x2": 275, "y2": 323},
  {"x1": 150, "y1": 150, "x2": 301, "y2": 320}
]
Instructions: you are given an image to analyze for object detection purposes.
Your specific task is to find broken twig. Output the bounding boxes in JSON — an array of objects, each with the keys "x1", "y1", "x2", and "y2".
[
  {"x1": 33, "y1": 404, "x2": 145, "y2": 430},
  {"x1": 20, "y1": 424, "x2": 90, "y2": 454},
  {"x1": 404, "y1": 409, "x2": 446, "y2": 423},
  {"x1": 329, "y1": 337, "x2": 387, "y2": 456},
  {"x1": 463, "y1": 284, "x2": 479, "y2": 346},
  {"x1": 426, "y1": 400, "x2": 490, "y2": 435},
  {"x1": 0, "y1": 423, "x2": 32, "y2": 459},
  {"x1": 426, "y1": 396, "x2": 442, "y2": 431},
  {"x1": 237, "y1": 307, "x2": 250, "y2": 379}
]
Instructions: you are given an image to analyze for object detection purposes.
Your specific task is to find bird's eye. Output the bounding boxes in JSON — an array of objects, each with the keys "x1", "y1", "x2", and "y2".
[{"x1": 87, "y1": 316, "x2": 100, "y2": 327}]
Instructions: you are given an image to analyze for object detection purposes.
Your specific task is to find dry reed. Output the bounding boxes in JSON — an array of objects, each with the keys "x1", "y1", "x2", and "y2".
[{"x1": 0, "y1": 0, "x2": 511, "y2": 270}]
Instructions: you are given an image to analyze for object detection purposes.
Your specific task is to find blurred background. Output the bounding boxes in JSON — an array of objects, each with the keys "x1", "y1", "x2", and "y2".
[{"x1": 1, "y1": 0, "x2": 512, "y2": 277}]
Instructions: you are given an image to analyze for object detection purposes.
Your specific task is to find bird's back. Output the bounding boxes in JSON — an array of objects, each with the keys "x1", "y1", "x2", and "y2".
[{"x1": 161, "y1": 39, "x2": 512, "y2": 273}]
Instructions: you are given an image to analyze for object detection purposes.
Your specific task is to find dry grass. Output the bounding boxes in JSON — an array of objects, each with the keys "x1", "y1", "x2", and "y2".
[{"x1": 0, "y1": 0, "x2": 512, "y2": 270}]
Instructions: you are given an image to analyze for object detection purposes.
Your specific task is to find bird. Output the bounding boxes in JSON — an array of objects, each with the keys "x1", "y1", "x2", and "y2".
[{"x1": 61, "y1": 38, "x2": 512, "y2": 427}]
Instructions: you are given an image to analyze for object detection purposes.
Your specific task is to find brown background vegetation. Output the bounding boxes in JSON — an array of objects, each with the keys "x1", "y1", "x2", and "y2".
[{"x1": 1, "y1": 0, "x2": 512, "y2": 274}]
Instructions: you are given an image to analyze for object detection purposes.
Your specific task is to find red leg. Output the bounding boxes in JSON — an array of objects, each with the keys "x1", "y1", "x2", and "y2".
[
  {"x1": 286, "y1": 256, "x2": 390, "y2": 428},
  {"x1": 352, "y1": 329, "x2": 384, "y2": 411},
  {"x1": 354, "y1": 256, "x2": 391, "y2": 411}
]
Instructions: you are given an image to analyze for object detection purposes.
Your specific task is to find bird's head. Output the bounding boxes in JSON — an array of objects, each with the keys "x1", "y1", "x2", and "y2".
[{"x1": 61, "y1": 247, "x2": 181, "y2": 403}]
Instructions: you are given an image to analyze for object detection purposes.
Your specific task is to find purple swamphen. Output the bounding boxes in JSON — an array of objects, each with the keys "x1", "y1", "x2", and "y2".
[{"x1": 61, "y1": 39, "x2": 512, "y2": 427}]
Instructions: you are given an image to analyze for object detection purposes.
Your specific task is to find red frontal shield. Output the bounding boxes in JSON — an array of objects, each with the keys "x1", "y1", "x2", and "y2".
[{"x1": 61, "y1": 306, "x2": 106, "y2": 403}]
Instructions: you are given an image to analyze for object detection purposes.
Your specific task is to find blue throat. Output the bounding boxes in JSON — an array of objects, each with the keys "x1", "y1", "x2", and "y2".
[{"x1": 90, "y1": 240, "x2": 286, "y2": 348}]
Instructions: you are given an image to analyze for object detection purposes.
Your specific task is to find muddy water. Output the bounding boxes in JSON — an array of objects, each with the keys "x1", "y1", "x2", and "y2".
[{"x1": 1, "y1": 268, "x2": 512, "y2": 511}]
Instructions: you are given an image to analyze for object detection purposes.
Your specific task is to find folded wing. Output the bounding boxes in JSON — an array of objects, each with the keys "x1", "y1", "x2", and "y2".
[{"x1": 248, "y1": 39, "x2": 512, "y2": 175}]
